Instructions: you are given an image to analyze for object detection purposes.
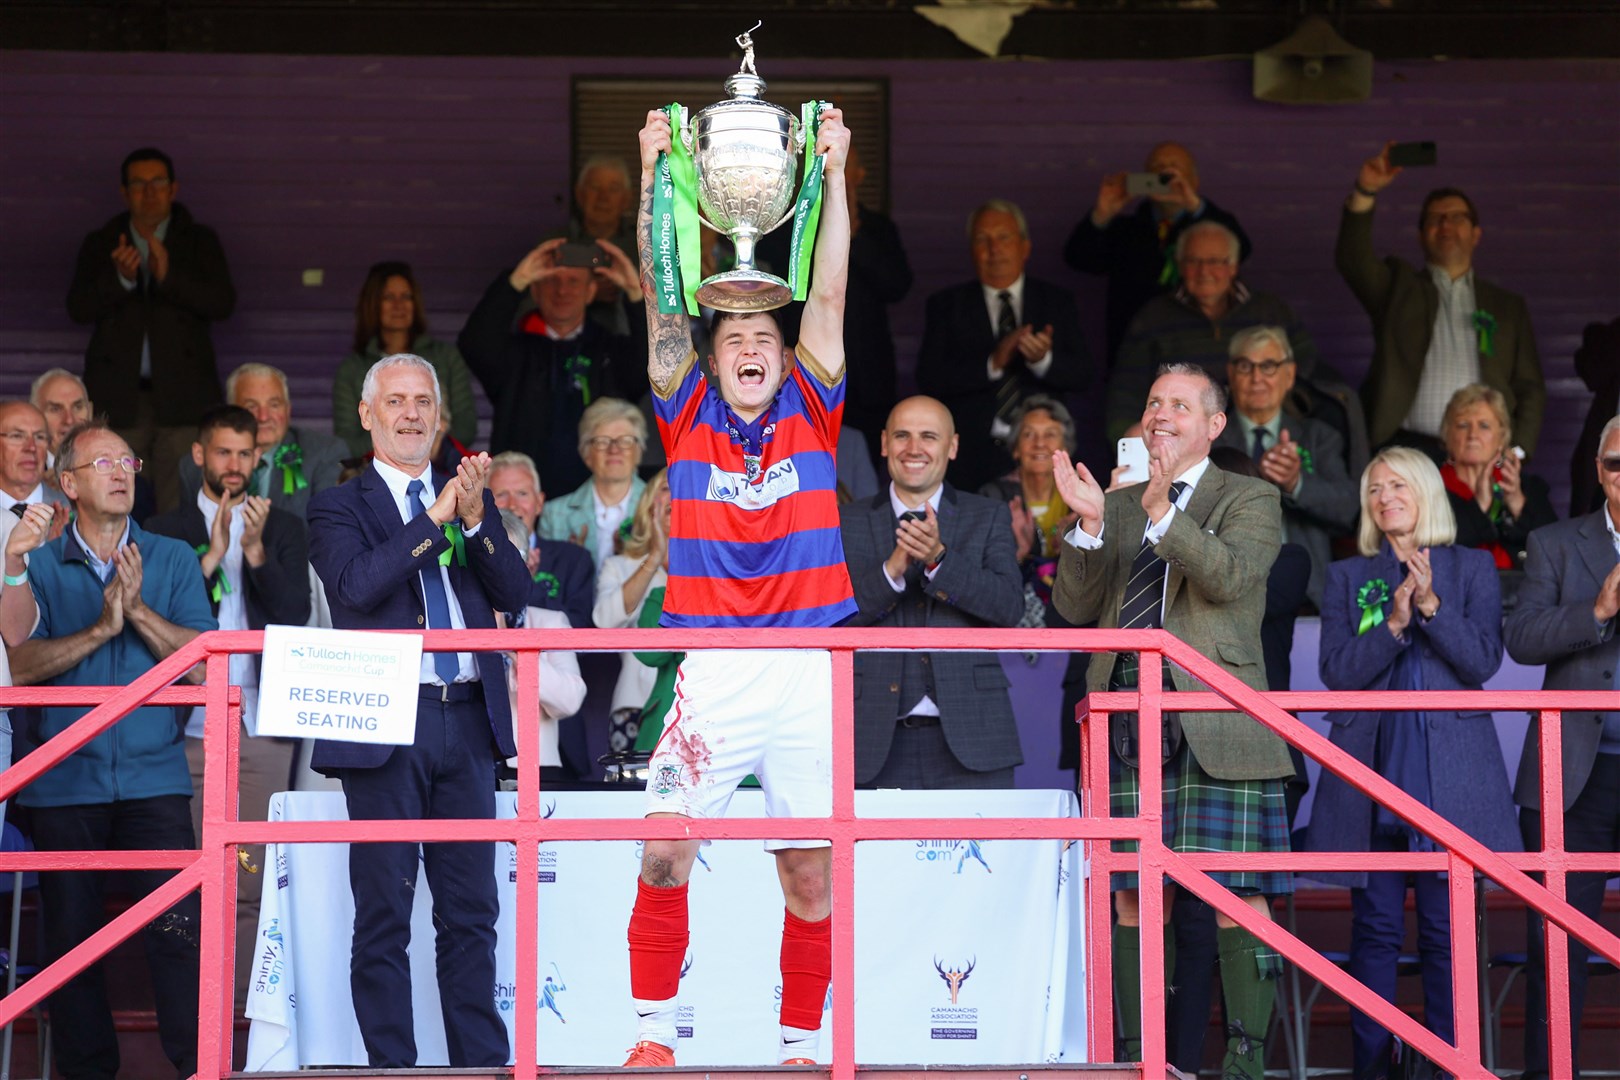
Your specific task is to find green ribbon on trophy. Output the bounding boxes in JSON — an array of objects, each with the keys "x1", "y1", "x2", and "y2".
[
  {"x1": 786, "y1": 100, "x2": 831, "y2": 301},
  {"x1": 1356, "y1": 579, "x2": 1390, "y2": 636},
  {"x1": 272, "y1": 443, "x2": 309, "y2": 496},
  {"x1": 653, "y1": 104, "x2": 704, "y2": 316},
  {"x1": 439, "y1": 521, "x2": 467, "y2": 568}
]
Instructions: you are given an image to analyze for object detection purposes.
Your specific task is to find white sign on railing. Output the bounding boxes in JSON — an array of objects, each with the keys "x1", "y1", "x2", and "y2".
[{"x1": 254, "y1": 625, "x2": 423, "y2": 744}]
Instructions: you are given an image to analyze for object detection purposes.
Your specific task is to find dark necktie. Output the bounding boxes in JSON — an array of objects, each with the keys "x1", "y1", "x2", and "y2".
[
  {"x1": 996, "y1": 290, "x2": 1017, "y2": 338},
  {"x1": 1251, "y1": 426, "x2": 1268, "y2": 463},
  {"x1": 8, "y1": 504, "x2": 24, "y2": 519},
  {"x1": 1113, "y1": 480, "x2": 1189, "y2": 688},
  {"x1": 406, "y1": 479, "x2": 462, "y2": 686}
]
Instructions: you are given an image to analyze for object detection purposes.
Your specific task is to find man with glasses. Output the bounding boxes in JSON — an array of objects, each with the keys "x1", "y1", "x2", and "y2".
[
  {"x1": 6, "y1": 419, "x2": 216, "y2": 1080},
  {"x1": 1106, "y1": 221, "x2": 1322, "y2": 443},
  {"x1": 1213, "y1": 326, "x2": 1358, "y2": 609},
  {"x1": 1503, "y1": 414, "x2": 1620, "y2": 1080},
  {"x1": 0, "y1": 401, "x2": 70, "y2": 520},
  {"x1": 1338, "y1": 141, "x2": 1546, "y2": 460},
  {"x1": 66, "y1": 147, "x2": 236, "y2": 513}
]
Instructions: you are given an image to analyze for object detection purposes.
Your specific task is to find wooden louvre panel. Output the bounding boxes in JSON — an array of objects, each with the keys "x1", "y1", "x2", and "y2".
[{"x1": 572, "y1": 77, "x2": 890, "y2": 213}]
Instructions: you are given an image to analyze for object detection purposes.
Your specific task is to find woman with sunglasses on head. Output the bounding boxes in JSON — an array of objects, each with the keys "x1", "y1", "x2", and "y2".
[{"x1": 1309, "y1": 446, "x2": 1519, "y2": 1079}]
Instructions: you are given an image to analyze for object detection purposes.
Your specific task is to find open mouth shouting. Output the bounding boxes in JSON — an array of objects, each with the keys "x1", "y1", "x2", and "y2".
[{"x1": 737, "y1": 361, "x2": 768, "y2": 388}]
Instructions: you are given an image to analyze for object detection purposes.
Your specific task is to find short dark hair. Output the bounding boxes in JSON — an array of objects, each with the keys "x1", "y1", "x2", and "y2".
[
  {"x1": 196, "y1": 404, "x2": 258, "y2": 443},
  {"x1": 121, "y1": 147, "x2": 175, "y2": 187},
  {"x1": 1419, "y1": 187, "x2": 1479, "y2": 229}
]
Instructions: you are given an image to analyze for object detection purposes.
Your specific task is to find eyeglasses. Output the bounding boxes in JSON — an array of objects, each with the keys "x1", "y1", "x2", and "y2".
[
  {"x1": 0, "y1": 431, "x2": 49, "y2": 446},
  {"x1": 1422, "y1": 210, "x2": 1474, "y2": 228},
  {"x1": 1601, "y1": 456, "x2": 1620, "y2": 474},
  {"x1": 586, "y1": 435, "x2": 640, "y2": 453},
  {"x1": 124, "y1": 177, "x2": 172, "y2": 194},
  {"x1": 70, "y1": 456, "x2": 143, "y2": 475},
  {"x1": 1230, "y1": 358, "x2": 1294, "y2": 377}
]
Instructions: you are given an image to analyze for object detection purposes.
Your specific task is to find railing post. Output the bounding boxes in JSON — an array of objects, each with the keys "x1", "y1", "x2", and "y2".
[
  {"x1": 196, "y1": 650, "x2": 238, "y2": 1080},
  {"x1": 1079, "y1": 697, "x2": 1115, "y2": 1066},
  {"x1": 1447, "y1": 852, "x2": 1481, "y2": 1067},
  {"x1": 511, "y1": 644, "x2": 541, "y2": 1080},
  {"x1": 1536, "y1": 708, "x2": 1574, "y2": 1080},
  {"x1": 1136, "y1": 644, "x2": 1168, "y2": 1077},
  {"x1": 829, "y1": 645, "x2": 857, "y2": 1078}
]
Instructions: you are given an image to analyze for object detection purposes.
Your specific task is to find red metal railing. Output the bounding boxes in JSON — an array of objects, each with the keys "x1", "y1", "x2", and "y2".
[{"x1": 0, "y1": 626, "x2": 1614, "y2": 1080}]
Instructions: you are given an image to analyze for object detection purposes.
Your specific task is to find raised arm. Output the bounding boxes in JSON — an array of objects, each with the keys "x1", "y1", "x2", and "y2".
[
  {"x1": 796, "y1": 107, "x2": 852, "y2": 382},
  {"x1": 636, "y1": 110, "x2": 696, "y2": 397}
]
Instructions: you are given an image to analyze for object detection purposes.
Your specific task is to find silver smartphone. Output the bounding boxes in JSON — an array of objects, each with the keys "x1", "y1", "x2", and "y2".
[
  {"x1": 1125, "y1": 172, "x2": 1172, "y2": 198},
  {"x1": 1117, "y1": 437, "x2": 1150, "y2": 484}
]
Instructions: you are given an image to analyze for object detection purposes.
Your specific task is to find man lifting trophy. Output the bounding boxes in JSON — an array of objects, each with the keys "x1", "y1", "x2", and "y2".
[{"x1": 621, "y1": 26, "x2": 856, "y2": 1069}]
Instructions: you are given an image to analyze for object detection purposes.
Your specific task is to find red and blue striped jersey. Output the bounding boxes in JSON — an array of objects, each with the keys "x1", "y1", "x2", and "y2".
[{"x1": 653, "y1": 346, "x2": 856, "y2": 628}]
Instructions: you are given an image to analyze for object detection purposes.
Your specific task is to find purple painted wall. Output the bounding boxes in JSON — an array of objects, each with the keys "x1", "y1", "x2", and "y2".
[{"x1": 1, "y1": 51, "x2": 1616, "y2": 508}]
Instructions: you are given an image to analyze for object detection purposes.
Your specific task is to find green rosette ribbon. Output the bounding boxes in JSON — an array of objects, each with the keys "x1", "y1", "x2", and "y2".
[
  {"x1": 786, "y1": 101, "x2": 830, "y2": 301},
  {"x1": 1472, "y1": 309, "x2": 1497, "y2": 358},
  {"x1": 1297, "y1": 446, "x2": 1315, "y2": 475},
  {"x1": 652, "y1": 103, "x2": 703, "y2": 316},
  {"x1": 1356, "y1": 578, "x2": 1390, "y2": 636},
  {"x1": 192, "y1": 542, "x2": 232, "y2": 603},
  {"x1": 532, "y1": 569, "x2": 560, "y2": 599},
  {"x1": 439, "y1": 522, "x2": 467, "y2": 568},
  {"x1": 564, "y1": 354, "x2": 593, "y2": 405},
  {"x1": 272, "y1": 443, "x2": 309, "y2": 496}
]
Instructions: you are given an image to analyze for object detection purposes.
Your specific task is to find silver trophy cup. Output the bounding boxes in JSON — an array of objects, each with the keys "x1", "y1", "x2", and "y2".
[{"x1": 680, "y1": 29, "x2": 806, "y2": 311}]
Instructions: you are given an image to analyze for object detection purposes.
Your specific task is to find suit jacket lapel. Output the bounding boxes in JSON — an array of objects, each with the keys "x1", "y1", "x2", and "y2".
[
  {"x1": 361, "y1": 465, "x2": 427, "y2": 610},
  {"x1": 1164, "y1": 466, "x2": 1226, "y2": 606},
  {"x1": 1575, "y1": 511, "x2": 1618, "y2": 588}
]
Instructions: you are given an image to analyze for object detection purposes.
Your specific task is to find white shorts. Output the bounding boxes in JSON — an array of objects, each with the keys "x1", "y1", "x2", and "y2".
[{"x1": 643, "y1": 649, "x2": 831, "y2": 851}]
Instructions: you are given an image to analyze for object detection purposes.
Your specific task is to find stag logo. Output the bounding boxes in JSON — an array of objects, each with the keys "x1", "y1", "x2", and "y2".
[
  {"x1": 680, "y1": 951, "x2": 694, "y2": 980},
  {"x1": 934, "y1": 956, "x2": 976, "y2": 1004}
]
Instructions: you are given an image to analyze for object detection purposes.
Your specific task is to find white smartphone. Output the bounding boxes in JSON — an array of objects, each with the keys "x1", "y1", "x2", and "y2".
[{"x1": 1116, "y1": 437, "x2": 1150, "y2": 484}]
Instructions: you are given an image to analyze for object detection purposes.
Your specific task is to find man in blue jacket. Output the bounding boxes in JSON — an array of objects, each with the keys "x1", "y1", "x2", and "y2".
[
  {"x1": 308, "y1": 353, "x2": 530, "y2": 1069},
  {"x1": 9, "y1": 419, "x2": 216, "y2": 1080}
]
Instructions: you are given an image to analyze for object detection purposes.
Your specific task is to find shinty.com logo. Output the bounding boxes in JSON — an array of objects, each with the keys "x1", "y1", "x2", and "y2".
[{"x1": 914, "y1": 838, "x2": 992, "y2": 874}]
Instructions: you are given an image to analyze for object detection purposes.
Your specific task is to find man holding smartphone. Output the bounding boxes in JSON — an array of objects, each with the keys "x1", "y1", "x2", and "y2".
[
  {"x1": 1337, "y1": 140, "x2": 1546, "y2": 460},
  {"x1": 1064, "y1": 142, "x2": 1252, "y2": 365}
]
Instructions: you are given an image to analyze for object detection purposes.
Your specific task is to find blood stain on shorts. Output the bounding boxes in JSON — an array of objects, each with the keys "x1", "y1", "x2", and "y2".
[{"x1": 670, "y1": 726, "x2": 714, "y2": 784}]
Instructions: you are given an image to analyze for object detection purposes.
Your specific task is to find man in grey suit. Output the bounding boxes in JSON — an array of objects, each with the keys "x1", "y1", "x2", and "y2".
[
  {"x1": 1052, "y1": 362, "x2": 1287, "y2": 1080},
  {"x1": 178, "y1": 362, "x2": 345, "y2": 520},
  {"x1": 1215, "y1": 325, "x2": 1358, "y2": 608},
  {"x1": 840, "y1": 396, "x2": 1025, "y2": 787},
  {"x1": 1503, "y1": 413, "x2": 1620, "y2": 1080}
]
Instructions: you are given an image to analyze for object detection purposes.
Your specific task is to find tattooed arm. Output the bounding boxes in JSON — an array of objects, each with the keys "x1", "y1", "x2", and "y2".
[{"x1": 637, "y1": 109, "x2": 696, "y2": 398}]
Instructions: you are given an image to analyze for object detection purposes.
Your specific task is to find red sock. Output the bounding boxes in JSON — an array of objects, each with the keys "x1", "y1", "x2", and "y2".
[
  {"x1": 779, "y1": 909, "x2": 831, "y2": 1031},
  {"x1": 627, "y1": 879, "x2": 689, "y2": 1001}
]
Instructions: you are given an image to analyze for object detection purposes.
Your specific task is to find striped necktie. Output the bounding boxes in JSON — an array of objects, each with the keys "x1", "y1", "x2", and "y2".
[{"x1": 1114, "y1": 481, "x2": 1189, "y2": 685}]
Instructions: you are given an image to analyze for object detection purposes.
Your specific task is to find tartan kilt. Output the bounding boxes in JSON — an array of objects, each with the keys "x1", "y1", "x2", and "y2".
[{"x1": 1108, "y1": 742, "x2": 1293, "y2": 895}]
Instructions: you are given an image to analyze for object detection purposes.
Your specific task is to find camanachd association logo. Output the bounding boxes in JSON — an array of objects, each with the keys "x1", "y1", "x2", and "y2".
[{"x1": 929, "y1": 955, "x2": 979, "y2": 1040}]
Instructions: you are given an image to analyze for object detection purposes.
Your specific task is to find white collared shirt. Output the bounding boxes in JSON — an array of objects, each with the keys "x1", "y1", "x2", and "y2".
[
  {"x1": 980, "y1": 274, "x2": 1055, "y2": 381},
  {"x1": 1064, "y1": 456, "x2": 1210, "y2": 623},
  {"x1": 0, "y1": 484, "x2": 49, "y2": 514},
  {"x1": 1606, "y1": 503, "x2": 1620, "y2": 561},
  {"x1": 1405, "y1": 266, "x2": 1481, "y2": 437},
  {"x1": 117, "y1": 215, "x2": 171, "y2": 380},
  {"x1": 371, "y1": 458, "x2": 481, "y2": 685},
  {"x1": 186, "y1": 487, "x2": 257, "y2": 737},
  {"x1": 592, "y1": 485, "x2": 635, "y2": 569}
]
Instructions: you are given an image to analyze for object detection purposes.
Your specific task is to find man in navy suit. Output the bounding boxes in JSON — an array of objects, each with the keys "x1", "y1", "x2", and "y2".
[
  {"x1": 307, "y1": 353, "x2": 530, "y2": 1068},
  {"x1": 1504, "y1": 414, "x2": 1620, "y2": 1080},
  {"x1": 917, "y1": 199, "x2": 1093, "y2": 492}
]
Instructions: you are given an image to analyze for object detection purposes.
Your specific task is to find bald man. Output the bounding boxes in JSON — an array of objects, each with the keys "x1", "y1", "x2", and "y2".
[
  {"x1": 838, "y1": 396, "x2": 1025, "y2": 787},
  {"x1": 1064, "y1": 142, "x2": 1252, "y2": 364}
]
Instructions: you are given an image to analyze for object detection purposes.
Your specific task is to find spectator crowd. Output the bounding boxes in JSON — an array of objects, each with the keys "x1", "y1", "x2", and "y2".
[{"x1": 0, "y1": 133, "x2": 1612, "y2": 1080}]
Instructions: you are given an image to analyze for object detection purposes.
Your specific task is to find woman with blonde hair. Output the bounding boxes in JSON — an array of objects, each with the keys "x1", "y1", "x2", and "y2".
[
  {"x1": 592, "y1": 468, "x2": 670, "y2": 753},
  {"x1": 1310, "y1": 446, "x2": 1518, "y2": 1078},
  {"x1": 1439, "y1": 383, "x2": 1555, "y2": 570}
]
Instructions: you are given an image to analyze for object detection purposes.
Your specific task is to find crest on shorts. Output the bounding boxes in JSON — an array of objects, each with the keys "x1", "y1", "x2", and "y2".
[{"x1": 652, "y1": 764, "x2": 682, "y2": 795}]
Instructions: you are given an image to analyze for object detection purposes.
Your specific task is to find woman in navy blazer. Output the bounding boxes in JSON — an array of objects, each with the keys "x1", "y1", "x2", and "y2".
[{"x1": 1311, "y1": 446, "x2": 1519, "y2": 1079}]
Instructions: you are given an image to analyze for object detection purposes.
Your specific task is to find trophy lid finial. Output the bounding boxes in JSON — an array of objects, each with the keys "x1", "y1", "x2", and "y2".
[{"x1": 736, "y1": 21, "x2": 761, "y2": 78}]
